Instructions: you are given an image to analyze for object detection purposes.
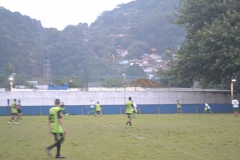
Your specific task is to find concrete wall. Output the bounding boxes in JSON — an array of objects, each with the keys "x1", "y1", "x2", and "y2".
[{"x1": 0, "y1": 91, "x2": 238, "y2": 106}]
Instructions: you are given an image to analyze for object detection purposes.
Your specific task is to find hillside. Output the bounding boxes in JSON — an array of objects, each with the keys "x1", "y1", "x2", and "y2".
[{"x1": 0, "y1": 0, "x2": 184, "y2": 87}]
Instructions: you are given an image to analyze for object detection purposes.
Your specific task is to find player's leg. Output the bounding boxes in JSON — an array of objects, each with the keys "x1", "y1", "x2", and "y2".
[
  {"x1": 55, "y1": 133, "x2": 65, "y2": 158},
  {"x1": 126, "y1": 114, "x2": 130, "y2": 126},
  {"x1": 14, "y1": 113, "x2": 19, "y2": 124},
  {"x1": 209, "y1": 109, "x2": 213, "y2": 114},
  {"x1": 8, "y1": 114, "x2": 15, "y2": 124},
  {"x1": 94, "y1": 111, "x2": 97, "y2": 118},
  {"x1": 233, "y1": 108, "x2": 236, "y2": 117},
  {"x1": 46, "y1": 133, "x2": 65, "y2": 158},
  {"x1": 234, "y1": 108, "x2": 238, "y2": 117}
]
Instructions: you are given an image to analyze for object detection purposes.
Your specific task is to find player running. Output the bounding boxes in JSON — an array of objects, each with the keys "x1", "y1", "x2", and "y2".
[
  {"x1": 132, "y1": 101, "x2": 137, "y2": 118},
  {"x1": 17, "y1": 100, "x2": 23, "y2": 119},
  {"x1": 204, "y1": 102, "x2": 213, "y2": 114},
  {"x1": 8, "y1": 99, "x2": 19, "y2": 125},
  {"x1": 125, "y1": 97, "x2": 135, "y2": 128},
  {"x1": 232, "y1": 98, "x2": 239, "y2": 117},
  {"x1": 45, "y1": 99, "x2": 66, "y2": 159},
  {"x1": 176, "y1": 100, "x2": 183, "y2": 114},
  {"x1": 60, "y1": 102, "x2": 69, "y2": 116},
  {"x1": 94, "y1": 101, "x2": 102, "y2": 118}
]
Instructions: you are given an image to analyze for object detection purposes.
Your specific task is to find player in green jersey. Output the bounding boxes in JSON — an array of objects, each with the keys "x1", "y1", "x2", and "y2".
[
  {"x1": 45, "y1": 99, "x2": 66, "y2": 159},
  {"x1": 94, "y1": 101, "x2": 102, "y2": 118},
  {"x1": 176, "y1": 100, "x2": 183, "y2": 114},
  {"x1": 8, "y1": 99, "x2": 19, "y2": 125},
  {"x1": 125, "y1": 97, "x2": 134, "y2": 127}
]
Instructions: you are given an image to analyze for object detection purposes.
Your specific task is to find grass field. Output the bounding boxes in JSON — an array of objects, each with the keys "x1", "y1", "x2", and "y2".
[{"x1": 0, "y1": 114, "x2": 240, "y2": 160}]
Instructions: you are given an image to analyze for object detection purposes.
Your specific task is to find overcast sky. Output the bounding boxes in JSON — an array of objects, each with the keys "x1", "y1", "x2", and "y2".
[{"x1": 0, "y1": 0, "x2": 133, "y2": 30}]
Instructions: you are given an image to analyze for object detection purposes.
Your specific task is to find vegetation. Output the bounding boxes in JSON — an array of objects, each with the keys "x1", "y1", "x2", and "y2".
[
  {"x1": 1, "y1": 115, "x2": 240, "y2": 160},
  {"x1": 167, "y1": 0, "x2": 240, "y2": 87},
  {"x1": 0, "y1": 0, "x2": 185, "y2": 87}
]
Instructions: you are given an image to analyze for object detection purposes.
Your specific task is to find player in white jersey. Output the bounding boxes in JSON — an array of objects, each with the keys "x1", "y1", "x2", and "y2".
[
  {"x1": 132, "y1": 101, "x2": 137, "y2": 118},
  {"x1": 88, "y1": 100, "x2": 95, "y2": 115},
  {"x1": 232, "y1": 98, "x2": 239, "y2": 117},
  {"x1": 204, "y1": 102, "x2": 213, "y2": 114}
]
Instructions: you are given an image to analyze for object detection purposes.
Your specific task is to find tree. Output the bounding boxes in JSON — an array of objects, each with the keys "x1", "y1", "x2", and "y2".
[
  {"x1": 126, "y1": 64, "x2": 146, "y2": 77},
  {"x1": 168, "y1": 0, "x2": 240, "y2": 85},
  {"x1": 4, "y1": 63, "x2": 14, "y2": 75},
  {"x1": 101, "y1": 78, "x2": 124, "y2": 88}
]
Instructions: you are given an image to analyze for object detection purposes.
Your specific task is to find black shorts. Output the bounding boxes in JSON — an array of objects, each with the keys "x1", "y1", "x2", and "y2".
[
  {"x1": 177, "y1": 108, "x2": 181, "y2": 110},
  {"x1": 12, "y1": 113, "x2": 18, "y2": 115},
  {"x1": 52, "y1": 133, "x2": 64, "y2": 142},
  {"x1": 96, "y1": 111, "x2": 100, "y2": 114},
  {"x1": 17, "y1": 109, "x2": 22, "y2": 113},
  {"x1": 126, "y1": 113, "x2": 131, "y2": 119}
]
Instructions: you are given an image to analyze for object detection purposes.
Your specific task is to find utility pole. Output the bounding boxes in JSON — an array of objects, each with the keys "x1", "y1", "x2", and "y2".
[{"x1": 43, "y1": 60, "x2": 51, "y2": 84}]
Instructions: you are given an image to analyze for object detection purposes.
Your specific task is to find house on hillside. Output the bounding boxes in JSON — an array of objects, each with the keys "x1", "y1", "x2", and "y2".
[
  {"x1": 149, "y1": 54, "x2": 161, "y2": 60},
  {"x1": 116, "y1": 49, "x2": 128, "y2": 57}
]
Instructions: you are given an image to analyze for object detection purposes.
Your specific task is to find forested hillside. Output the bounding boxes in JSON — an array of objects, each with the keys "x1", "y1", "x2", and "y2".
[{"x1": 0, "y1": 0, "x2": 184, "y2": 87}]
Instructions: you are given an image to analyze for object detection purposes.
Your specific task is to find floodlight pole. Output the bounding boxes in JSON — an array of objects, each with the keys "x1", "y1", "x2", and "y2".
[
  {"x1": 122, "y1": 74, "x2": 126, "y2": 104},
  {"x1": 231, "y1": 79, "x2": 236, "y2": 100}
]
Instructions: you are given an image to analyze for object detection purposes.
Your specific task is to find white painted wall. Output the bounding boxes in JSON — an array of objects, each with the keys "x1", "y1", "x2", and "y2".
[{"x1": 0, "y1": 91, "x2": 237, "y2": 106}]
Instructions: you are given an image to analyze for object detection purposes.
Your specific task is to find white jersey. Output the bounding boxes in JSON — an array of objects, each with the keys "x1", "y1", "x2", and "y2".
[
  {"x1": 205, "y1": 103, "x2": 210, "y2": 109},
  {"x1": 232, "y1": 99, "x2": 239, "y2": 108},
  {"x1": 89, "y1": 101, "x2": 95, "y2": 108},
  {"x1": 132, "y1": 103, "x2": 137, "y2": 111}
]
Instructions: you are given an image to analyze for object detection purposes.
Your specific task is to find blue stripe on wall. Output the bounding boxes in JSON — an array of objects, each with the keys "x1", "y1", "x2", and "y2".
[{"x1": 0, "y1": 104, "x2": 234, "y2": 116}]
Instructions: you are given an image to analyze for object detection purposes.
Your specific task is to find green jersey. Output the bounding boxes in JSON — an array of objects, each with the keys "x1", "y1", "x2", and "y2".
[
  {"x1": 177, "y1": 102, "x2": 181, "y2": 109},
  {"x1": 11, "y1": 102, "x2": 17, "y2": 113},
  {"x1": 49, "y1": 107, "x2": 63, "y2": 133},
  {"x1": 126, "y1": 101, "x2": 133, "y2": 114},
  {"x1": 96, "y1": 104, "x2": 101, "y2": 111}
]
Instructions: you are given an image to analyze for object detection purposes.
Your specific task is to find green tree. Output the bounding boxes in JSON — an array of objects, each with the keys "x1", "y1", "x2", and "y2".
[
  {"x1": 4, "y1": 63, "x2": 15, "y2": 75},
  {"x1": 101, "y1": 78, "x2": 124, "y2": 87},
  {"x1": 126, "y1": 64, "x2": 146, "y2": 77},
  {"x1": 168, "y1": 0, "x2": 240, "y2": 85}
]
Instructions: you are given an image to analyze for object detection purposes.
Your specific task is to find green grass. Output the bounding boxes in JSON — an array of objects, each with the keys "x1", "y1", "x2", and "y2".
[{"x1": 0, "y1": 114, "x2": 240, "y2": 160}]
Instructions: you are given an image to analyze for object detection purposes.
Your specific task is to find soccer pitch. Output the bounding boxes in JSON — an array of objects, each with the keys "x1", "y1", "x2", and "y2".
[{"x1": 0, "y1": 114, "x2": 239, "y2": 160}]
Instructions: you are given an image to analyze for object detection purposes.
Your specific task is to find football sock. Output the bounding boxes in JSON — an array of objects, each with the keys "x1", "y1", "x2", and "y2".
[
  {"x1": 126, "y1": 122, "x2": 129, "y2": 125},
  {"x1": 56, "y1": 142, "x2": 61, "y2": 156},
  {"x1": 48, "y1": 140, "x2": 61, "y2": 150},
  {"x1": 129, "y1": 122, "x2": 132, "y2": 126}
]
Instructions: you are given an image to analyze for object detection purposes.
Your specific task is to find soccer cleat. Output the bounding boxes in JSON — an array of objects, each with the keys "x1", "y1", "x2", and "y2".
[
  {"x1": 55, "y1": 155, "x2": 66, "y2": 159},
  {"x1": 8, "y1": 121, "x2": 11, "y2": 124},
  {"x1": 45, "y1": 148, "x2": 51, "y2": 157},
  {"x1": 14, "y1": 122, "x2": 19, "y2": 125},
  {"x1": 131, "y1": 126, "x2": 134, "y2": 128}
]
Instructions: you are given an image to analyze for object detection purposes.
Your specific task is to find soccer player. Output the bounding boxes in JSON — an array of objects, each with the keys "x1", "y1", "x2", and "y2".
[
  {"x1": 176, "y1": 100, "x2": 183, "y2": 114},
  {"x1": 132, "y1": 101, "x2": 137, "y2": 118},
  {"x1": 8, "y1": 99, "x2": 19, "y2": 124},
  {"x1": 94, "y1": 101, "x2": 102, "y2": 118},
  {"x1": 125, "y1": 97, "x2": 134, "y2": 127},
  {"x1": 88, "y1": 100, "x2": 95, "y2": 114},
  {"x1": 45, "y1": 99, "x2": 66, "y2": 159},
  {"x1": 232, "y1": 98, "x2": 239, "y2": 117},
  {"x1": 204, "y1": 102, "x2": 213, "y2": 114},
  {"x1": 60, "y1": 102, "x2": 68, "y2": 116},
  {"x1": 17, "y1": 100, "x2": 23, "y2": 119}
]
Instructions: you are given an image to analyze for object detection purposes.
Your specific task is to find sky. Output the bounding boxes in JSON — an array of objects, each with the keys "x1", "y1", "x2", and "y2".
[{"x1": 0, "y1": 0, "x2": 133, "y2": 30}]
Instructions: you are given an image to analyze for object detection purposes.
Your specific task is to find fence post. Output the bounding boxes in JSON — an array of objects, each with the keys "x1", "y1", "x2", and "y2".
[
  {"x1": 40, "y1": 107, "x2": 42, "y2": 116},
  {"x1": 120, "y1": 106, "x2": 122, "y2": 114},
  {"x1": 81, "y1": 107, "x2": 83, "y2": 115},
  {"x1": 195, "y1": 106, "x2": 198, "y2": 114},
  {"x1": 158, "y1": 107, "x2": 160, "y2": 114}
]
